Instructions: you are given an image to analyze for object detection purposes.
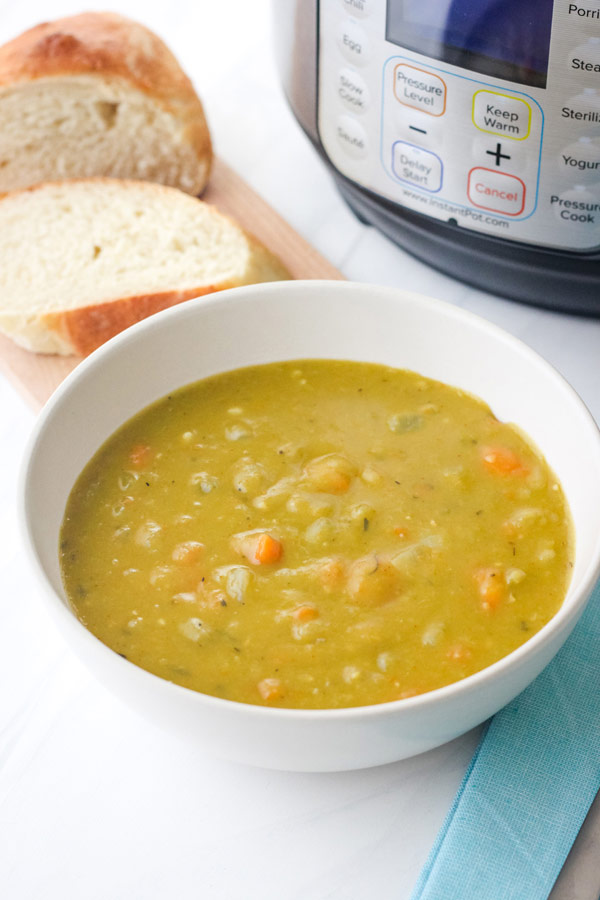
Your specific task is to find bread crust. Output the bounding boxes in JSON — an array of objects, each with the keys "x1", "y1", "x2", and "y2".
[
  {"x1": 42, "y1": 285, "x2": 233, "y2": 356},
  {"x1": 0, "y1": 12, "x2": 212, "y2": 190}
]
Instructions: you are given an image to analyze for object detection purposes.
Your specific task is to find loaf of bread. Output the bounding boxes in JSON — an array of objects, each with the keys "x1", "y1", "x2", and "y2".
[
  {"x1": 0, "y1": 179, "x2": 290, "y2": 355},
  {"x1": 0, "y1": 12, "x2": 212, "y2": 194}
]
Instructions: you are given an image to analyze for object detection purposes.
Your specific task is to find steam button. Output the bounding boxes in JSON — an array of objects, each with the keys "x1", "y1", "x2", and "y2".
[{"x1": 569, "y1": 37, "x2": 600, "y2": 75}]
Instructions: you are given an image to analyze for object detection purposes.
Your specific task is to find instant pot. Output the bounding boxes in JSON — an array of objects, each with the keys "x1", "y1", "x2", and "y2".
[{"x1": 274, "y1": 0, "x2": 600, "y2": 314}]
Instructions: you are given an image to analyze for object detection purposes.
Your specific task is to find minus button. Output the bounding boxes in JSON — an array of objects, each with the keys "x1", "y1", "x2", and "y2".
[{"x1": 409, "y1": 125, "x2": 427, "y2": 134}]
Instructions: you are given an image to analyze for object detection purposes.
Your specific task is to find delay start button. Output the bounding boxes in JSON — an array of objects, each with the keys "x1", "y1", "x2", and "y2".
[
  {"x1": 467, "y1": 168, "x2": 526, "y2": 215},
  {"x1": 392, "y1": 141, "x2": 443, "y2": 192}
]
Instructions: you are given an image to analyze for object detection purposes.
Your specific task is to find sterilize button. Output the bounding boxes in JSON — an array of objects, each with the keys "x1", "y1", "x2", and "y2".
[
  {"x1": 467, "y1": 168, "x2": 526, "y2": 215},
  {"x1": 337, "y1": 67, "x2": 371, "y2": 115},
  {"x1": 338, "y1": 20, "x2": 371, "y2": 66},
  {"x1": 393, "y1": 64, "x2": 446, "y2": 116},
  {"x1": 336, "y1": 114, "x2": 369, "y2": 158},
  {"x1": 550, "y1": 185, "x2": 600, "y2": 228},
  {"x1": 563, "y1": 88, "x2": 600, "y2": 125},
  {"x1": 341, "y1": 0, "x2": 372, "y2": 18},
  {"x1": 472, "y1": 91, "x2": 531, "y2": 140},
  {"x1": 559, "y1": 136, "x2": 600, "y2": 182},
  {"x1": 392, "y1": 141, "x2": 443, "y2": 192}
]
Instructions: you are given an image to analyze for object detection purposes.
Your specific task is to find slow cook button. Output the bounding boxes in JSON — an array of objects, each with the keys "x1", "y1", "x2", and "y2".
[
  {"x1": 336, "y1": 114, "x2": 369, "y2": 158},
  {"x1": 467, "y1": 168, "x2": 526, "y2": 215},
  {"x1": 337, "y1": 67, "x2": 370, "y2": 114},
  {"x1": 338, "y1": 20, "x2": 371, "y2": 66},
  {"x1": 393, "y1": 64, "x2": 446, "y2": 116},
  {"x1": 472, "y1": 91, "x2": 531, "y2": 140},
  {"x1": 550, "y1": 186, "x2": 600, "y2": 227},
  {"x1": 392, "y1": 141, "x2": 443, "y2": 192}
]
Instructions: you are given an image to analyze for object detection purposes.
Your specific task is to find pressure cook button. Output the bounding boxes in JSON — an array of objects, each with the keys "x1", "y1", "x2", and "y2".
[
  {"x1": 337, "y1": 67, "x2": 370, "y2": 114},
  {"x1": 392, "y1": 141, "x2": 443, "y2": 192},
  {"x1": 341, "y1": 0, "x2": 372, "y2": 18},
  {"x1": 336, "y1": 114, "x2": 368, "y2": 158},
  {"x1": 559, "y1": 136, "x2": 600, "y2": 181},
  {"x1": 467, "y1": 168, "x2": 526, "y2": 215},
  {"x1": 550, "y1": 186, "x2": 600, "y2": 227},
  {"x1": 472, "y1": 91, "x2": 531, "y2": 140},
  {"x1": 393, "y1": 64, "x2": 446, "y2": 116},
  {"x1": 338, "y1": 20, "x2": 371, "y2": 66}
]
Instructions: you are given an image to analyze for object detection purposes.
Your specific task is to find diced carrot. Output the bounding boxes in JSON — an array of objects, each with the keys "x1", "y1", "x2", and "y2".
[
  {"x1": 172, "y1": 541, "x2": 205, "y2": 564},
  {"x1": 473, "y1": 566, "x2": 505, "y2": 610},
  {"x1": 257, "y1": 678, "x2": 283, "y2": 701},
  {"x1": 129, "y1": 443, "x2": 154, "y2": 469},
  {"x1": 481, "y1": 446, "x2": 528, "y2": 476},
  {"x1": 393, "y1": 526, "x2": 409, "y2": 538},
  {"x1": 291, "y1": 605, "x2": 318, "y2": 622},
  {"x1": 255, "y1": 533, "x2": 283, "y2": 564}
]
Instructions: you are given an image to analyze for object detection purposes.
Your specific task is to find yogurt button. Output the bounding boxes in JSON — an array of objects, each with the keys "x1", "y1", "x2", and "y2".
[
  {"x1": 338, "y1": 20, "x2": 371, "y2": 66},
  {"x1": 559, "y1": 136, "x2": 600, "y2": 182},
  {"x1": 337, "y1": 67, "x2": 371, "y2": 114},
  {"x1": 336, "y1": 114, "x2": 369, "y2": 158}
]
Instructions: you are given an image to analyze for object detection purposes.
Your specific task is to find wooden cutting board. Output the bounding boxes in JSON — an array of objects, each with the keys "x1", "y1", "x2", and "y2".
[{"x1": 0, "y1": 158, "x2": 344, "y2": 411}]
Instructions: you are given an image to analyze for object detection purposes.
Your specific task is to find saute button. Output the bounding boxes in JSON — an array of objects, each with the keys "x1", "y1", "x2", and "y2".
[
  {"x1": 467, "y1": 168, "x2": 526, "y2": 215},
  {"x1": 392, "y1": 141, "x2": 443, "y2": 192},
  {"x1": 337, "y1": 67, "x2": 370, "y2": 114},
  {"x1": 336, "y1": 114, "x2": 369, "y2": 158},
  {"x1": 338, "y1": 20, "x2": 371, "y2": 65},
  {"x1": 472, "y1": 91, "x2": 531, "y2": 140}
]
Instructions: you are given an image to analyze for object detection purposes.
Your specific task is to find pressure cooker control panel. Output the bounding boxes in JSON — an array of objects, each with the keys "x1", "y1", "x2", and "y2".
[{"x1": 318, "y1": 0, "x2": 600, "y2": 252}]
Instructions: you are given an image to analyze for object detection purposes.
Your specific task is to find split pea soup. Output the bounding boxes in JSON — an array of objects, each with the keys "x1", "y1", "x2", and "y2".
[{"x1": 60, "y1": 360, "x2": 573, "y2": 709}]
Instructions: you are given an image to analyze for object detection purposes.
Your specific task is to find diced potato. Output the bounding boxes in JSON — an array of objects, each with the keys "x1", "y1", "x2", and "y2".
[
  {"x1": 346, "y1": 554, "x2": 398, "y2": 606},
  {"x1": 135, "y1": 520, "x2": 162, "y2": 548},
  {"x1": 172, "y1": 541, "x2": 205, "y2": 564},
  {"x1": 303, "y1": 454, "x2": 356, "y2": 494}
]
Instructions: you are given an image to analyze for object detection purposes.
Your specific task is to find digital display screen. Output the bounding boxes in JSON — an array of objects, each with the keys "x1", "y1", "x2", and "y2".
[{"x1": 386, "y1": 0, "x2": 554, "y2": 88}]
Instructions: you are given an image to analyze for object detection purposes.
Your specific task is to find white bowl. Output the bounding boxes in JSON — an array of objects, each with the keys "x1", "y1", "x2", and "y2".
[{"x1": 20, "y1": 280, "x2": 600, "y2": 771}]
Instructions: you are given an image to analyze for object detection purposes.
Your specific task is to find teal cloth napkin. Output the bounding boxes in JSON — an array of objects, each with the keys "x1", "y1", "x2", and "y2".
[{"x1": 410, "y1": 579, "x2": 600, "y2": 900}]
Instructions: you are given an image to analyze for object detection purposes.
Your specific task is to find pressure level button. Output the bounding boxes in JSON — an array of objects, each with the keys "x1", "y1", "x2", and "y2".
[{"x1": 393, "y1": 64, "x2": 446, "y2": 116}]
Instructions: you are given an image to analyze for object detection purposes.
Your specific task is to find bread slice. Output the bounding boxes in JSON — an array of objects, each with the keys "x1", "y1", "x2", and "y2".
[
  {"x1": 0, "y1": 12, "x2": 212, "y2": 194},
  {"x1": 0, "y1": 179, "x2": 290, "y2": 355}
]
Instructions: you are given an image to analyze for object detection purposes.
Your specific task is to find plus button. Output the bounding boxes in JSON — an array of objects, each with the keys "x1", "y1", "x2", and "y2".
[{"x1": 486, "y1": 142, "x2": 511, "y2": 167}]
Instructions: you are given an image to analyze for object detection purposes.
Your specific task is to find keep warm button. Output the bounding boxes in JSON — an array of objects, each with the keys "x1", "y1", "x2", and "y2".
[{"x1": 467, "y1": 167, "x2": 526, "y2": 216}]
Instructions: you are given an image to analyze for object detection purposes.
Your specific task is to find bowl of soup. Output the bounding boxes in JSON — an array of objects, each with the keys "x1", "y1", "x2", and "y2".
[{"x1": 20, "y1": 280, "x2": 600, "y2": 771}]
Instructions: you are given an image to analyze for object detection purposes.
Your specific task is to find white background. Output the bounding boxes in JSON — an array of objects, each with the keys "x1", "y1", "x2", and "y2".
[{"x1": 1, "y1": 2, "x2": 599, "y2": 898}]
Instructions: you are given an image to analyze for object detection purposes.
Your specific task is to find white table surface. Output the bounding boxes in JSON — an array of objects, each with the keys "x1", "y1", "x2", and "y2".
[{"x1": 1, "y1": 2, "x2": 599, "y2": 898}]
